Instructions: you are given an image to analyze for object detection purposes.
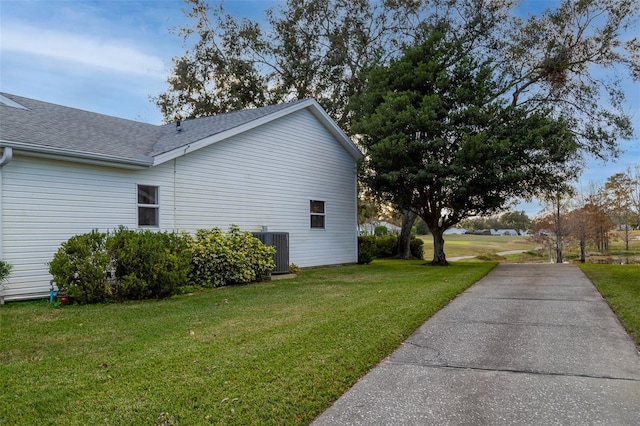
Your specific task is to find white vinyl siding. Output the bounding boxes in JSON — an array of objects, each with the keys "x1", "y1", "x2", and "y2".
[
  {"x1": 173, "y1": 108, "x2": 357, "y2": 268},
  {"x1": 0, "y1": 156, "x2": 175, "y2": 300},
  {"x1": 0, "y1": 107, "x2": 358, "y2": 301}
]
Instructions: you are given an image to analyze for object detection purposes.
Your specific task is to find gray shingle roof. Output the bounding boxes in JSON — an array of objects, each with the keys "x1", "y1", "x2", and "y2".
[{"x1": 0, "y1": 93, "x2": 311, "y2": 164}]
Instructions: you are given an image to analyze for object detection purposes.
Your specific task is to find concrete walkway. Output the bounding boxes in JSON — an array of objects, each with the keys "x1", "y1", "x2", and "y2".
[{"x1": 312, "y1": 264, "x2": 640, "y2": 425}]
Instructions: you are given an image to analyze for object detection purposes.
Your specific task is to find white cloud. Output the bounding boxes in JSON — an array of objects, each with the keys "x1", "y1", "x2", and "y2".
[{"x1": 1, "y1": 23, "x2": 166, "y2": 78}]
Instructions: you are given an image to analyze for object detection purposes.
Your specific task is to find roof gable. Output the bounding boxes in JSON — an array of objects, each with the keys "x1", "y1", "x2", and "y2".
[
  {"x1": 151, "y1": 101, "x2": 303, "y2": 157},
  {"x1": 0, "y1": 93, "x2": 362, "y2": 168}
]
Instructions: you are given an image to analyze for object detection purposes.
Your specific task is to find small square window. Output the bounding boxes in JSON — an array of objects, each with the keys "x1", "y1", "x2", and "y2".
[
  {"x1": 138, "y1": 207, "x2": 158, "y2": 227},
  {"x1": 138, "y1": 185, "x2": 159, "y2": 227},
  {"x1": 310, "y1": 200, "x2": 325, "y2": 229},
  {"x1": 138, "y1": 185, "x2": 157, "y2": 205}
]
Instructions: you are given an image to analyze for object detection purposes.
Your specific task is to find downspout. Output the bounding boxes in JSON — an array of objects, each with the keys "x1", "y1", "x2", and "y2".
[
  {"x1": 174, "y1": 158, "x2": 177, "y2": 231},
  {"x1": 0, "y1": 147, "x2": 13, "y2": 304}
]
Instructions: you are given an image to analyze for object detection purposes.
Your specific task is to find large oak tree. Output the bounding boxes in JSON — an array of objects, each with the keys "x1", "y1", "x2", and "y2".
[{"x1": 351, "y1": 30, "x2": 579, "y2": 265}]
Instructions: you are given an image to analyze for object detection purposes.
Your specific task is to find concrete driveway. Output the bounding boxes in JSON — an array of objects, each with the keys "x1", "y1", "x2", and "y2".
[{"x1": 312, "y1": 264, "x2": 640, "y2": 425}]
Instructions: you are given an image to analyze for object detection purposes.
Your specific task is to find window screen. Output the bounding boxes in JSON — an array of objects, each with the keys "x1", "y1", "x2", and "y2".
[
  {"x1": 138, "y1": 185, "x2": 159, "y2": 227},
  {"x1": 310, "y1": 200, "x2": 325, "y2": 229}
]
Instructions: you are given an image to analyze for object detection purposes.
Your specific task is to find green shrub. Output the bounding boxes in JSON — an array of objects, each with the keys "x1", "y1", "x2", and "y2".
[
  {"x1": 358, "y1": 235, "x2": 424, "y2": 262},
  {"x1": 49, "y1": 228, "x2": 192, "y2": 303},
  {"x1": 415, "y1": 219, "x2": 430, "y2": 235},
  {"x1": 189, "y1": 226, "x2": 275, "y2": 288},
  {"x1": 375, "y1": 234, "x2": 399, "y2": 258},
  {"x1": 358, "y1": 236, "x2": 377, "y2": 264},
  {"x1": 0, "y1": 259, "x2": 12, "y2": 282},
  {"x1": 48, "y1": 230, "x2": 112, "y2": 304},
  {"x1": 189, "y1": 228, "x2": 228, "y2": 287},
  {"x1": 224, "y1": 226, "x2": 276, "y2": 284},
  {"x1": 107, "y1": 227, "x2": 192, "y2": 300},
  {"x1": 358, "y1": 249, "x2": 375, "y2": 265},
  {"x1": 288, "y1": 263, "x2": 301, "y2": 275},
  {"x1": 410, "y1": 237, "x2": 425, "y2": 259},
  {"x1": 374, "y1": 225, "x2": 388, "y2": 236}
]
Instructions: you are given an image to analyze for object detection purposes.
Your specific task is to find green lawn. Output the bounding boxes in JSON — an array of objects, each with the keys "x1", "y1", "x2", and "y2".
[
  {"x1": 579, "y1": 264, "x2": 640, "y2": 347},
  {"x1": 420, "y1": 234, "x2": 538, "y2": 259},
  {"x1": 0, "y1": 260, "x2": 495, "y2": 425},
  {"x1": 421, "y1": 231, "x2": 640, "y2": 264}
]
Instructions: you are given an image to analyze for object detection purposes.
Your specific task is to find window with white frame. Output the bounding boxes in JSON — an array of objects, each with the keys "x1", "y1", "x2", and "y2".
[
  {"x1": 310, "y1": 200, "x2": 325, "y2": 229},
  {"x1": 138, "y1": 185, "x2": 159, "y2": 227}
]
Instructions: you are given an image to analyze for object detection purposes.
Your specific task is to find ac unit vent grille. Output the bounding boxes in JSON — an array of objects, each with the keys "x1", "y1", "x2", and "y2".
[{"x1": 252, "y1": 232, "x2": 289, "y2": 274}]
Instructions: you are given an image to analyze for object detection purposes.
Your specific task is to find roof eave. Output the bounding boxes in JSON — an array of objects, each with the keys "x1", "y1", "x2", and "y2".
[{"x1": 0, "y1": 140, "x2": 153, "y2": 169}]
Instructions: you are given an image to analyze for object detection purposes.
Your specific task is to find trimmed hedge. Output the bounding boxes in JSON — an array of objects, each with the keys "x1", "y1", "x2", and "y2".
[
  {"x1": 410, "y1": 238, "x2": 425, "y2": 259},
  {"x1": 357, "y1": 235, "x2": 424, "y2": 264},
  {"x1": 358, "y1": 236, "x2": 377, "y2": 264},
  {"x1": 107, "y1": 227, "x2": 192, "y2": 300},
  {"x1": 48, "y1": 226, "x2": 275, "y2": 304},
  {"x1": 48, "y1": 230, "x2": 112, "y2": 303},
  {"x1": 189, "y1": 226, "x2": 275, "y2": 288}
]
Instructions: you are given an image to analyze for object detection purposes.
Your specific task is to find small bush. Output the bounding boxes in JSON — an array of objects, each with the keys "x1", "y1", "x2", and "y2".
[
  {"x1": 374, "y1": 226, "x2": 388, "y2": 236},
  {"x1": 376, "y1": 234, "x2": 399, "y2": 258},
  {"x1": 0, "y1": 259, "x2": 12, "y2": 282},
  {"x1": 189, "y1": 228, "x2": 228, "y2": 287},
  {"x1": 189, "y1": 226, "x2": 275, "y2": 288},
  {"x1": 48, "y1": 230, "x2": 112, "y2": 304},
  {"x1": 415, "y1": 219, "x2": 430, "y2": 235},
  {"x1": 358, "y1": 235, "x2": 424, "y2": 262},
  {"x1": 358, "y1": 249, "x2": 375, "y2": 265},
  {"x1": 288, "y1": 263, "x2": 301, "y2": 275},
  {"x1": 225, "y1": 226, "x2": 276, "y2": 284},
  {"x1": 358, "y1": 236, "x2": 376, "y2": 264},
  {"x1": 410, "y1": 237, "x2": 424, "y2": 259},
  {"x1": 49, "y1": 226, "x2": 273, "y2": 303},
  {"x1": 107, "y1": 227, "x2": 192, "y2": 300}
]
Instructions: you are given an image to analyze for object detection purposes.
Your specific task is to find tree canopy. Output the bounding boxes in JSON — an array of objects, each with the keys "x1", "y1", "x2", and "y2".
[
  {"x1": 351, "y1": 30, "x2": 579, "y2": 265},
  {"x1": 154, "y1": 0, "x2": 437, "y2": 128},
  {"x1": 497, "y1": 0, "x2": 639, "y2": 159},
  {"x1": 156, "y1": 0, "x2": 639, "y2": 162}
]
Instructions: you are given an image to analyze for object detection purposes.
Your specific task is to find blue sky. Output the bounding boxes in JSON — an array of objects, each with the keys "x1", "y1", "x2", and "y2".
[{"x1": 1, "y1": 0, "x2": 638, "y2": 217}]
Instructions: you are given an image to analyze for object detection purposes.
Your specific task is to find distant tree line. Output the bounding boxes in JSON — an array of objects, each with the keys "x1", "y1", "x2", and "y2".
[
  {"x1": 533, "y1": 165, "x2": 640, "y2": 263},
  {"x1": 459, "y1": 211, "x2": 532, "y2": 234}
]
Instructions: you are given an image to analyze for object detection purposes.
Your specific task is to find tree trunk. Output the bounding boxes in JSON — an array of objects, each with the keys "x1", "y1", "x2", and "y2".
[
  {"x1": 556, "y1": 238, "x2": 563, "y2": 263},
  {"x1": 397, "y1": 209, "x2": 417, "y2": 259},
  {"x1": 431, "y1": 227, "x2": 449, "y2": 266},
  {"x1": 624, "y1": 217, "x2": 630, "y2": 250},
  {"x1": 579, "y1": 231, "x2": 586, "y2": 263},
  {"x1": 555, "y1": 197, "x2": 563, "y2": 264}
]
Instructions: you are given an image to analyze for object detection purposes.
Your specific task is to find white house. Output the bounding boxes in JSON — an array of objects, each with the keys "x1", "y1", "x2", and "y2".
[
  {"x1": 358, "y1": 220, "x2": 401, "y2": 235},
  {"x1": 443, "y1": 227, "x2": 468, "y2": 235},
  {"x1": 0, "y1": 93, "x2": 363, "y2": 302},
  {"x1": 495, "y1": 229, "x2": 520, "y2": 236}
]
